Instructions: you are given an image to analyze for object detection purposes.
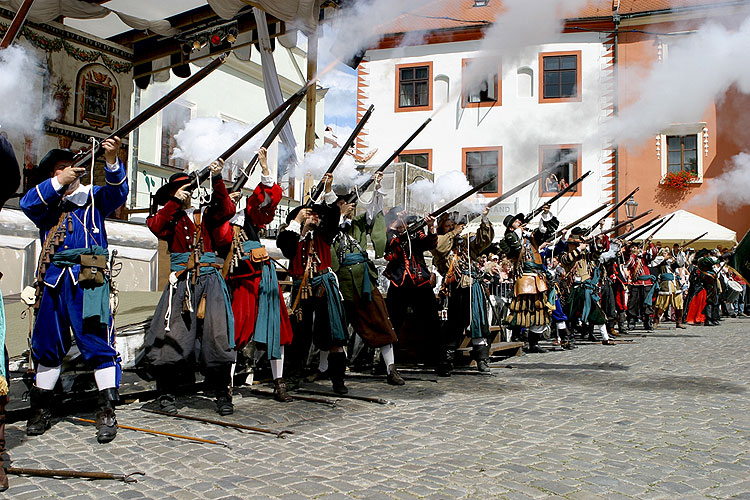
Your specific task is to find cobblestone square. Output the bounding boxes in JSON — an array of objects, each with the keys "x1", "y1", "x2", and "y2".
[{"x1": 4, "y1": 320, "x2": 749, "y2": 499}]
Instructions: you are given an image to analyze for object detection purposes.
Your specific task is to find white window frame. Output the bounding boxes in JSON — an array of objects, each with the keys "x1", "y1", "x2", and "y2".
[{"x1": 659, "y1": 122, "x2": 706, "y2": 184}]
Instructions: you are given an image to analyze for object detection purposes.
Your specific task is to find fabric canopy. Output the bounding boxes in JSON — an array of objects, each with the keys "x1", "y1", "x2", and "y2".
[
  {"x1": 208, "y1": 0, "x2": 320, "y2": 34},
  {"x1": 632, "y1": 209, "x2": 737, "y2": 249},
  {"x1": 0, "y1": 0, "x2": 177, "y2": 36}
]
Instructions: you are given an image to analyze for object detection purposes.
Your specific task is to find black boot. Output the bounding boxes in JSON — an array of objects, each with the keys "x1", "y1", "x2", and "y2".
[
  {"x1": 329, "y1": 352, "x2": 348, "y2": 395},
  {"x1": 273, "y1": 378, "x2": 293, "y2": 403},
  {"x1": 472, "y1": 344, "x2": 491, "y2": 372},
  {"x1": 643, "y1": 315, "x2": 654, "y2": 332},
  {"x1": 94, "y1": 388, "x2": 118, "y2": 444},
  {"x1": 436, "y1": 350, "x2": 454, "y2": 377},
  {"x1": 617, "y1": 312, "x2": 629, "y2": 335},
  {"x1": 386, "y1": 365, "x2": 405, "y2": 385},
  {"x1": 586, "y1": 325, "x2": 598, "y2": 342},
  {"x1": 559, "y1": 328, "x2": 575, "y2": 349},
  {"x1": 526, "y1": 330, "x2": 548, "y2": 354},
  {"x1": 26, "y1": 386, "x2": 53, "y2": 436},
  {"x1": 0, "y1": 396, "x2": 8, "y2": 492},
  {"x1": 206, "y1": 366, "x2": 233, "y2": 415}
]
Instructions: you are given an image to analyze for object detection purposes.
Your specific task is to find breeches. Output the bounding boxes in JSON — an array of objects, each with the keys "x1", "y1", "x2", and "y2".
[{"x1": 33, "y1": 276, "x2": 117, "y2": 370}]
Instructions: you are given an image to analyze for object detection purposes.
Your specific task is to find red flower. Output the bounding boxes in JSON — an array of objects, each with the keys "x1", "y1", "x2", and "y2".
[{"x1": 662, "y1": 171, "x2": 697, "y2": 190}]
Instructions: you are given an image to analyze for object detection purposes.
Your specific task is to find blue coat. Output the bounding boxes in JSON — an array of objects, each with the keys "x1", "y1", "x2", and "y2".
[{"x1": 21, "y1": 160, "x2": 128, "y2": 288}]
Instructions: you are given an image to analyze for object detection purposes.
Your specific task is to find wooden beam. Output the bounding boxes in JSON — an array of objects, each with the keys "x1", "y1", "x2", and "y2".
[
  {"x1": 0, "y1": 0, "x2": 35, "y2": 49},
  {"x1": 296, "y1": 28, "x2": 318, "y2": 199}
]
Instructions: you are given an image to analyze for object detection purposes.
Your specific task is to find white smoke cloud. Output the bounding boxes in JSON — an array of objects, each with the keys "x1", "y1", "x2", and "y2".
[
  {"x1": 607, "y1": 17, "x2": 750, "y2": 144},
  {"x1": 690, "y1": 152, "x2": 750, "y2": 212},
  {"x1": 461, "y1": 0, "x2": 590, "y2": 102},
  {"x1": 172, "y1": 117, "x2": 263, "y2": 170},
  {"x1": 294, "y1": 143, "x2": 366, "y2": 191},
  {"x1": 408, "y1": 170, "x2": 488, "y2": 214},
  {"x1": 0, "y1": 46, "x2": 56, "y2": 137}
]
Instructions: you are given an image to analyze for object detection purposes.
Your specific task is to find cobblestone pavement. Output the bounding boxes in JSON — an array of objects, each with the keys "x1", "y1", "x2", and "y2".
[{"x1": 4, "y1": 319, "x2": 749, "y2": 499}]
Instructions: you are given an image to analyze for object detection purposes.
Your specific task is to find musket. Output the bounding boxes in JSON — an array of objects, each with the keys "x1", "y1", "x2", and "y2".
[
  {"x1": 74, "y1": 53, "x2": 228, "y2": 170},
  {"x1": 624, "y1": 214, "x2": 668, "y2": 241},
  {"x1": 595, "y1": 209, "x2": 654, "y2": 237},
  {"x1": 524, "y1": 170, "x2": 592, "y2": 223},
  {"x1": 227, "y1": 81, "x2": 316, "y2": 192},
  {"x1": 681, "y1": 231, "x2": 708, "y2": 249},
  {"x1": 617, "y1": 214, "x2": 662, "y2": 241},
  {"x1": 343, "y1": 117, "x2": 432, "y2": 205},
  {"x1": 0, "y1": 0, "x2": 35, "y2": 49},
  {"x1": 71, "y1": 417, "x2": 229, "y2": 448},
  {"x1": 404, "y1": 178, "x2": 493, "y2": 236},
  {"x1": 305, "y1": 104, "x2": 375, "y2": 206},
  {"x1": 583, "y1": 186, "x2": 640, "y2": 236},
  {"x1": 467, "y1": 167, "x2": 555, "y2": 224},
  {"x1": 141, "y1": 408, "x2": 295, "y2": 438},
  {"x1": 6, "y1": 467, "x2": 145, "y2": 483},
  {"x1": 554, "y1": 201, "x2": 610, "y2": 238},
  {"x1": 190, "y1": 92, "x2": 304, "y2": 193},
  {"x1": 294, "y1": 388, "x2": 391, "y2": 405},
  {"x1": 638, "y1": 213, "x2": 675, "y2": 241}
]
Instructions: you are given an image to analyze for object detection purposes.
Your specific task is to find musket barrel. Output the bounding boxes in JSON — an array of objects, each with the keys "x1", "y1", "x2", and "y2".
[
  {"x1": 681, "y1": 231, "x2": 709, "y2": 249},
  {"x1": 597, "y1": 209, "x2": 654, "y2": 236},
  {"x1": 74, "y1": 54, "x2": 228, "y2": 169},
  {"x1": 618, "y1": 214, "x2": 662, "y2": 240},
  {"x1": 525, "y1": 170, "x2": 591, "y2": 223},
  {"x1": 229, "y1": 91, "x2": 305, "y2": 193},
  {"x1": 311, "y1": 104, "x2": 375, "y2": 205},
  {"x1": 0, "y1": 0, "x2": 35, "y2": 48},
  {"x1": 406, "y1": 178, "x2": 492, "y2": 234},
  {"x1": 584, "y1": 186, "x2": 640, "y2": 236}
]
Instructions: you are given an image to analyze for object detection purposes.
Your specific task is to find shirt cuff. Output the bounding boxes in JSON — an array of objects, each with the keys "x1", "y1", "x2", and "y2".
[
  {"x1": 324, "y1": 191, "x2": 337, "y2": 205},
  {"x1": 261, "y1": 174, "x2": 274, "y2": 187},
  {"x1": 286, "y1": 220, "x2": 301, "y2": 234},
  {"x1": 51, "y1": 176, "x2": 65, "y2": 193},
  {"x1": 104, "y1": 159, "x2": 120, "y2": 172}
]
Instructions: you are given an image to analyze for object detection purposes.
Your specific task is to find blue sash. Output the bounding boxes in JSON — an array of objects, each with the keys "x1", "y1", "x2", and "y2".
[
  {"x1": 637, "y1": 274, "x2": 659, "y2": 306},
  {"x1": 241, "y1": 241, "x2": 282, "y2": 359},
  {"x1": 340, "y1": 252, "x2": 371, "y2": 302},
  {"x1": 469, "y1": 276, "x2": 488, "y2": 339},
  {"x1": 170, "y1": 251, "x2": 235, "y2": 349},
  {"x1": 581, "y1": 266, "x2": 601, "y2": 324},
  {"x1": 52, "y1": 246, "x2": 110, "y2": 328},
  {"x1": 295, "y1": 272, "x2": 348, "y2": 344}
]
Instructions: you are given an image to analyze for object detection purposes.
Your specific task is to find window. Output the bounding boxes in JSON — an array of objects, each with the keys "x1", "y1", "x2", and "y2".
[
  {"x1": 539, "y1": 51, "x2": 581, "y2": 103},
  {"x1": 666, "y1": 135, "x2": 698, "y2": 175},
  {"x1": 395, "y1": 62, "x2": 433, "y2": 112},
  {"x1": 462, "y1": 147, "x2": 502, "y2": 196},
  {"x1": 398, "y1": 149, "x2": 431, "y2": 171},
  {"x1": 161, "y1": 103, "x2": 191, "y2": 169},
  {"x1": 658, "y1": 124, "x2": 706, "y2": 183},
  {"x1": 540, "y1": 145, "x2": 581, "y2": 197},
  {"x1": 462, "y1": 59, "x2": 500, "y2": 108}
]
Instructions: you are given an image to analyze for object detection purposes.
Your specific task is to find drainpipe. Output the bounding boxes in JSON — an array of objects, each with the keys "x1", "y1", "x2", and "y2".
[
  {"x1": 129, "y1": 85, "x2": 141, "y2": 211},
  {"x1": 612, "y1": 7, "x2": 620, "y2": 227}
]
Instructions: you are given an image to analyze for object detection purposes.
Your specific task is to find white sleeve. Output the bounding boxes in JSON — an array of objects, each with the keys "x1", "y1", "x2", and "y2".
[
  {"x1": 324, "y1": 191, "x2": 337, "y2": 205},
  {"x1": 260, "y1": 174, "x2": 274, "y2": 187},
  {"x1": 286, "y1": 220, "x2": 301, "y2": 234},
  {"x1": 50, "y1": 176, "x2": 65, "y2": 192},
  {"x1": 104, "y1": 160, "x2": 120, "y2": 172}
]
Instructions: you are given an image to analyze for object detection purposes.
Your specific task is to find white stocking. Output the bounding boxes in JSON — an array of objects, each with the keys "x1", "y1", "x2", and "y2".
[
  {"x1": 380, "y1": 344, "x2": 395, "y2": 373},
  {"x1": 270, "y1": 346, "x2": 285, "y2": 380},
  {"x1": 600, "y1": 324, "x2": 610, "y2": 341},
  {"x1": 36, "y1": 364, "x2": 61, "y2": 390},
  {"x1": 94, "y1": 366, "x2": 117, "y2": 390},
  {"x1": 318, "y1": 350, "x2": 329, "y2": 372}
]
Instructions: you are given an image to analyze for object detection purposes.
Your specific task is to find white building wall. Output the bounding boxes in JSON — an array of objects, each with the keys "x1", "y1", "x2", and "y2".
[{"x1": 362, "y1": 33, "x2": 611, "y2": 228}]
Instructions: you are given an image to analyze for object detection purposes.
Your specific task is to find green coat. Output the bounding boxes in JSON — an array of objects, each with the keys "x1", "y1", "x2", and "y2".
[{"x1": 331, "y1": 211, "x2": 387, "y2": 302}]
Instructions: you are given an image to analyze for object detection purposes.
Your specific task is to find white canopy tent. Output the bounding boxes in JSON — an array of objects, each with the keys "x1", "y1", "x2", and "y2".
[{"x1": 631, "y1": 209, "x2": 737, "y2": 249}]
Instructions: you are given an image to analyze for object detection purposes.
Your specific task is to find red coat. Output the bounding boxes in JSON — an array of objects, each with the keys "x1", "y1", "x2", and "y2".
[
  {"x1": 227, "y1": 181, "x2": 292, "y2": 349},
  {"x1": 147, "y1": 175, "x2": 236, "y2": 253}
]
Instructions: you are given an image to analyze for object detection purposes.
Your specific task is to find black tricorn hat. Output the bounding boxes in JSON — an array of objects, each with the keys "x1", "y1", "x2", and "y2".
[
  {"x1": 567, "y1": 226, "x2": 585, "y2": 243},
  {"x1": 503, "y1": 212, "x2": 525, "y2": 229},
  {"x1": 286, "y1": 203, "x2": 328, "y2": 224},
  {"x1": 38, "y1": 149, "x2": 75, "y2": 177},
  {"x1": 153, "y1": 172, "x2": 191, "y2": 207}
]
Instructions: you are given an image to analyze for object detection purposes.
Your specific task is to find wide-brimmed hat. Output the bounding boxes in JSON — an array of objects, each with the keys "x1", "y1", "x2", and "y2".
[
  {"x1": 567, "y1": 226, "x2": 585, "y2": 243},
  {"x1": 286, "y1": 203, "x2": 328, "y2": 224},
  {"x1": 38, "y1": 149, "x2": 75, "y2": 177},
  {"x1": 153, "y1": 172, "x2": 191, "y2": 207},
  {"x1": 503, "y1": 213, "x2": 525, "y2": 229}
]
